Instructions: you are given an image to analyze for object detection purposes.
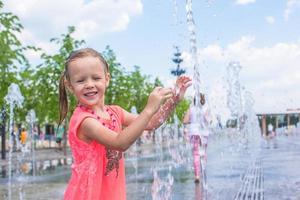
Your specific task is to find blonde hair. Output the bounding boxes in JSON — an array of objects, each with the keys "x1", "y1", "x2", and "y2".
[{"x1": 58, "y1": 48, "x2": 109, "y2": 125}]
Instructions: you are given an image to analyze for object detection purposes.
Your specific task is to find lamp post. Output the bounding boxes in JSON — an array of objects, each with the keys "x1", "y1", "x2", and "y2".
[{"x1": 171, "y1": 46, "x2": 185, "y2": 77}]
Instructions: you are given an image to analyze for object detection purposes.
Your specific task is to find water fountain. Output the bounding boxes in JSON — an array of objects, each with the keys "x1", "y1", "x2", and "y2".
[
  {"x1": 226, "y1": 61, "x2": 243, "y2": 130},
  {"x1": 4, "y1": 83, "x2": 24, "y2": 200},
  {"x1": 25, "y1": 110, "x2": 37, "y2": 178},
  {"x1": 1, "y1": 1, "x2": 299, "y2": 199},
  {"x1": 186, "y1": 0, "x2": 210, "y2": 198},
  {"x1": 127, "y1": 106, "x2": 139, "y2": 199}
]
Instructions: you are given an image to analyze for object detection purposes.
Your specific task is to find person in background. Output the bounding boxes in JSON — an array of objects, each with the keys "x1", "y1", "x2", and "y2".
[
  {"x1": 20, "y1": 128, "x2": 27, "y2": 146},
  {"x1": 56, "y1": 125, "x2": 64, "y2": 150},
  {"x1": 267, "y1": 123, "x2": 275, "y2": 138},
  {"x1": 183, "y1": 93, "x2": 211, "y2": 183}
]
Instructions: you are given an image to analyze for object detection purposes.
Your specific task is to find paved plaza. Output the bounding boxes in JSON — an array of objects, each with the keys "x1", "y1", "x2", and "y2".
[{"x1": 0, "y1": 132, "x2": 299, "y2": 199}]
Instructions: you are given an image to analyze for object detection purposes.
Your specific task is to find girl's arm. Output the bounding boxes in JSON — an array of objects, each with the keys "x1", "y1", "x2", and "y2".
[
  {"x1": 146, "y1": 75, "x2": 192, "y2": 130},
  {"x1": 78, "y1": 87, "x2": 173, "y2": 151},
  {"x1": 122, "y1": 76, "x2": 192, "y2": 130},
  {"x1": 145, "y1": 95, "x2": 179, "y2": 130},
  {"x1": 120, "y1": 97, "x2": 177, "y2": 131}
]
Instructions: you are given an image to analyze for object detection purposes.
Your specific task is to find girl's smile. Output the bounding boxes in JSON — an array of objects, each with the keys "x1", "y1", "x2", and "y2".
[{"x1": 84, "y1": 91, "x2": 98, "y2": 97}]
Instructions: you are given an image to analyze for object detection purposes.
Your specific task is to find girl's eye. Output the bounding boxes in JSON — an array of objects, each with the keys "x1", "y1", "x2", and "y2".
[
  {"x1": 76, "y1": 80, "x2": 84, "y2": 83},
  {"x1": 94, "y1": 77, "x2": 101, "y2": 80}
]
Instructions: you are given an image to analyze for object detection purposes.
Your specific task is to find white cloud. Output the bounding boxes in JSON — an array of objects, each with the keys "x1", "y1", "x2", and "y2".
[
  {"x1": 183, "y1": 36, "x2": 300, "y2": 113},
  {"x1": 201, "y1": 44, "x2": 225, "y2": 62},
  {"x1": 235, "y1": 0, "x2": 256, "y2": 5},
  {"x1": 284, "y1": 0, "x2": 300, "y2": 20},
  {"x1": 3, "y1": 0, "x2": 143, "y2": 48},
  {"x1": 265, "y1": 16, "x2": 275, "y2": 24},
  {"x1": 14, "y1": 28, "x2": 58, "y2": 66}
]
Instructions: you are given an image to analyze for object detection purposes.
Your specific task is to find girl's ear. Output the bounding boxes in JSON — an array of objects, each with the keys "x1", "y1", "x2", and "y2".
[{"x1": 105, "y1": 73, "x2": 111, "y2": 87}]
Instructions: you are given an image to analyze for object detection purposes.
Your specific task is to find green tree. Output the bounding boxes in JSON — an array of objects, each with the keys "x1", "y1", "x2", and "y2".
[
  {"x1": 103, "y1": 46, "x2": 157, "y2": 113},
  {"x1": 126, "y1": 66, "x2": 154, "y2": 113},
  {"x1": 103, "y1": 45, "x2": 124, "y2": 106},
  {"x1": 27, "y1": 26, "x2": 84, "y2": 123},
  {"x1": 154, "y1": 77, "x2": 163, "y2": 87},
  {"x1": 175, "y1": 98, "x2": 190, "y2": 123},
  {"x1": 0, "y1": 1, "x2": 27, "y2": 107}
]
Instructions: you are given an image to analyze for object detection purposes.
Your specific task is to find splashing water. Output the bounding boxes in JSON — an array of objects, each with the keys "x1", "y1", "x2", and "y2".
[
  {"x1": 186, "y1": 0, "x2": 210, "y2": 198},
  {"x1": 151, "y1": 167, "x2": 174, "y2": 200},
  {"x1": 4, "y1": 83, "x2": 24, "y2": 109},
  {"x1": 128, "y1": 106, "x2": 139, "y2": 196},
  {"x1": 186, "y1": 0, "x2": 202, "y2": 101},
  {"x1": 26, "y1": 110, "x2": 37, "y2": 178},
  {"x1": 4, "y1": 83, "x2": 24, "y2": 200},
  {"x1": 226, "y1": 61, "x2": 243, "y2": 129},
  {"x1": 241, "y1": 91, "x2": 261, "y2": 157},
  {"x1": 150, "y1": 121, "x2": 190, "y2": 200}
]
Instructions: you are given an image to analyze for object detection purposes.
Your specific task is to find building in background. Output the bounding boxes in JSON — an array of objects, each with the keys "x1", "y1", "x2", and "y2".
[{"x1": 256, "y1": 108, "x2": 300, "y2": 137}]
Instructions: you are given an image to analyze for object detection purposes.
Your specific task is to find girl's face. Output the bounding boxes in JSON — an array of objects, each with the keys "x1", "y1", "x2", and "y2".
[{"x1": 67, "y1": 56, "x2": 110, "y2": 107}]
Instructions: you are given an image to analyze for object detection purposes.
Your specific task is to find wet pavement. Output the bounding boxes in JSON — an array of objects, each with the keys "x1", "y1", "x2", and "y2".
[
  {"x1": 125, "y1": 133, "x2": 300, "y2": 199},
  {"x1": 0, "y1": 148, "x2": 71, "y2": 168},
  {"x1": 0, "y1": 132, "x2": 299, "y2": 199}
]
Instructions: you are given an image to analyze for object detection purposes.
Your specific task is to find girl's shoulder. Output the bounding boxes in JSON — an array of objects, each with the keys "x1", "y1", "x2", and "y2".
[
  {"x1": 68, "y1": 107, "x2": 101, "y2": 145},
  {"x1": 71, "y1": 106, "x2": 90, "y2": 117},
  {"x1": 69, "y1": 107, "x2": 96, "y2": 126}
]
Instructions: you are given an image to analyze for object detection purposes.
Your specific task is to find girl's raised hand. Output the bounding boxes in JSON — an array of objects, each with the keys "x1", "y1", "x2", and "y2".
[
  {"x1": 174, "y1": 75, "x2": 192, "y2": 101},
  {"x1": 144, "y1": 87, "x2": 173, "y2": 115}
]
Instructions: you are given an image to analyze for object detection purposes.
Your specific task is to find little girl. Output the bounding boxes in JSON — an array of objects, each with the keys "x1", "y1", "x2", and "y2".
[{"x1": 58, "y1": 48, "x2": 191, "y2": 200}]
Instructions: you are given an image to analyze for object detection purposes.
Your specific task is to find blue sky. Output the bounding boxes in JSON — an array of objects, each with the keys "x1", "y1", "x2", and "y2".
[{"x1": 3, "y1": 0, "x2": 300, "y2": 116}]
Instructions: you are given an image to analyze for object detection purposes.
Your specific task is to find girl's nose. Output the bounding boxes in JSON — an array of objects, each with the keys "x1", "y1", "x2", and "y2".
[{"x1": 85, "y1": 79, "x2": 94, "y2": 89}]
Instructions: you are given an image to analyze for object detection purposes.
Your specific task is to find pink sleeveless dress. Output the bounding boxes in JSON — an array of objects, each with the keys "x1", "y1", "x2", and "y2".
[{"x1": 64, "y1": 105, "x2": 126, "y2": 200}]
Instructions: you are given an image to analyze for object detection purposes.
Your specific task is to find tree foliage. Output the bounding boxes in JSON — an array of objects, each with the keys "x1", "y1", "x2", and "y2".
[
  {"x1": 0, "y1": 1, "x2": 27, "y2": 107},
  {"x1": 27, "y1": 26, "x2": 84, "y2": 124},
  {"x1": 103, "y1": 46, "x2": 157, "y2": 113},
  {"x1": 0, "y1": 0, "x2": 189, "y2": 125}
]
